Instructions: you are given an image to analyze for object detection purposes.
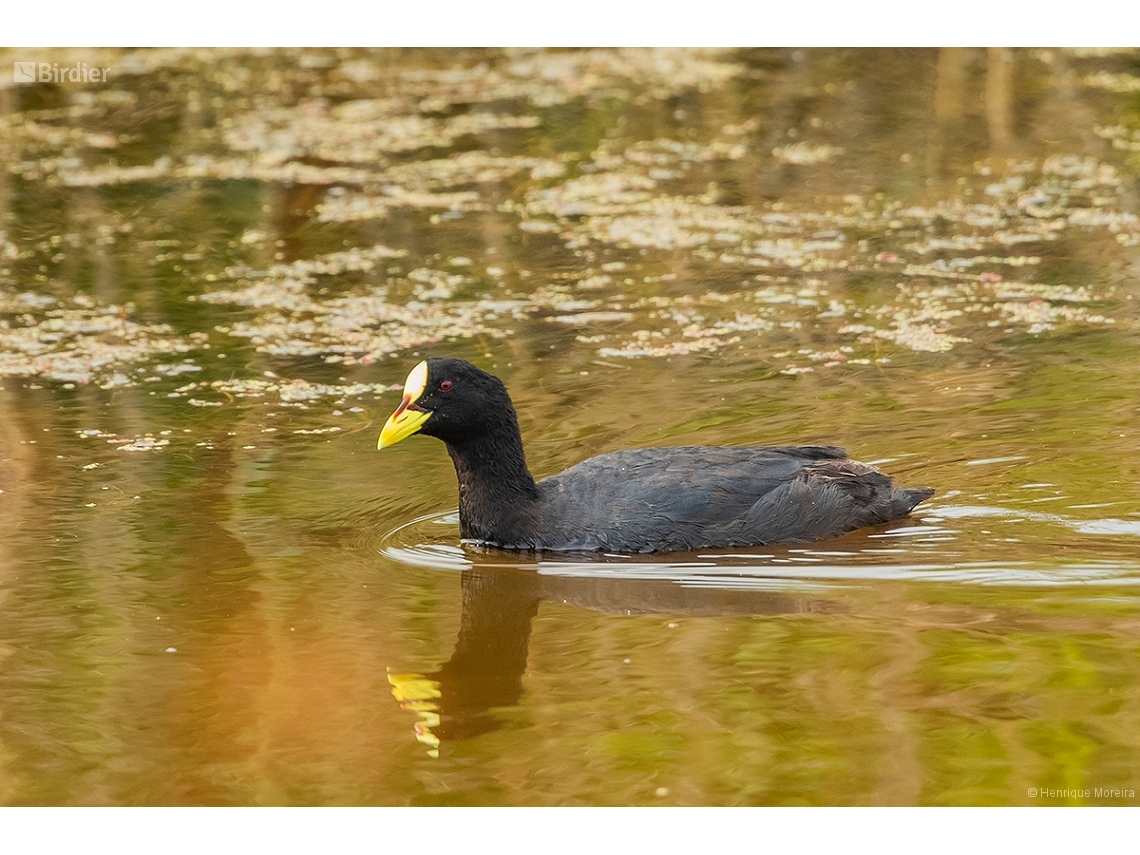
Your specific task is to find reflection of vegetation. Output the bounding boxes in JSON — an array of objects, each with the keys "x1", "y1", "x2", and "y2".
[{"x1": 0, "y1": 48, "x2": 1138, "y2": 805}]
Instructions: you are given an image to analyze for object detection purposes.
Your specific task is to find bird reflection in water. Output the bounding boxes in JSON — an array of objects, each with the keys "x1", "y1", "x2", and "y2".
[{"x1": 388, "y1": 560, "x2": 837, "y2": 756}]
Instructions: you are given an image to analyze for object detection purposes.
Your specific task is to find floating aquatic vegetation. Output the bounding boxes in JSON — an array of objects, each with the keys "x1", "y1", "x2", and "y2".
[
  {"x1": 586, "y1": 264, "x2": 1119, "y2": 364},
  {"x1": 517, "y1": 219, "x2": 562, "y2": 234},
  {"x1": 215, "y1": 297, "x2": 517, "y2": 364},
  {"x1": 153, "y1": 361, "x2": 203, "y2": 376},
  {"x1": 1083, "y1": 71, "x2": 1140, "y2": 93},
  {"x1": 1094, "y1": 125, "x2": 1140, "y2": 152},
  {"x1": 116, "y1": 436, "x2": 170, "y2": 452},
  {"x1": 407, "y1": 268, "x2": 471, "y2": 301},
  {"x1": 198, "y1": 238, "x2": 518, "y2": 365},
  {"x1": 22, "y1": 154, "x2": 379, "y2": 189},
  {"x1": 551, "y1": 312, "x2": 633, "y2": 325},
  {"x1": 863, "y1": 279, "x2": 1115, "y2": 351},
  {"x1": 3, "y1": 48, "x2": 1136, "y2": 390},
  {"x1": 874, "y1": 321, "x2": 972, "y2": 353},
  {"x1": 77, "y1": 428, "x2": 116, "y2": 439},
  {"x1": 527, "y1": 170, "x2": 660, "y2": 218},
  {"x1": 620, "y1": 138, "x2": 748, "y2": 171},
  {"x1": 197, "y1": 244, "x2": 408, "y2": 312},
  {"x1": 523, "y1": 144, "x2": 861, "y2": 263},
  {"x1": 772, "y1": 142, "x2": 843, "y2": 165},
  {"x1": 314, "y1": 152, "x2": 568, "y2": 222},
  {"x1": 599, "y1": 331, "x2": 737, "y2": 359},
  {"x1": 49, "y1": 156, "x2": 173, "y2": 188},
  {"x1": 0, "y1": 233, "x2": 18, "y2": 265},
  {"x1": 75, "y1": 428, "x2": 170, "y2": 452},
  {"x1": 0, "y1": 292, "x2": 196, "y2": 385},
  {"x1": 316, "y1": 188, "x2": 484, "y2": 222},
  {"x1": 512, "y1": 134, "x2": 1134, "y2": 365},
  {"x1": 525, "y1": 284, "x2": 604, "y2": 314},
  {"x1": 172, "y1": 376, "x2": 395, "y2": 408},
  {"x1": 223, "y1": 101, "x2": 544, "y2": 166},
  {"x1": 401, "y1": 48, "x2": 743, "y2": 112},
  {"x1": 203, "y1": 248, "x2": 523, "y2": 363},
  {"x1": 3, "y1": 118, "x2": 124, "y2": 152},
  {"x1": 525, "y1": 134, "x2": 1140, "y2": 273},
  {"x1": 991, "y1": 299, "x2": 1114, "y2": 335},
  {"x1": 593, "y1": 294, "x2": 782, "y2": 359},
  {"x1": 177, "y1": 155, "x2": 375, "y2": 187}
]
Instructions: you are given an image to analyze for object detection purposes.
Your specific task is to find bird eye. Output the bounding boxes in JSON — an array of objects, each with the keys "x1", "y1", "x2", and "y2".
[{"x1": 439, "y1": 380, "x2": 453, "y2": 392}]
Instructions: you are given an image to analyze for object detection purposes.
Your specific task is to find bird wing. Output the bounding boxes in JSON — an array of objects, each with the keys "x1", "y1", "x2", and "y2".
[{"x1": 534, "y1": 445, "x2": 869, "y2": 552}]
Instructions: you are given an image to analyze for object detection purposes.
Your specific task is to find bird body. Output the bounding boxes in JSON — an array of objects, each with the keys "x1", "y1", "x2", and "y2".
[{"x1": 379, "y1": 358, "x2": 934, "y2": 553}]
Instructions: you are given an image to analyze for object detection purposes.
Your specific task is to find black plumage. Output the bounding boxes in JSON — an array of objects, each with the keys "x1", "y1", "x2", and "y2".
[{"x1": 378, "y1": 358, "x2": 935, "y2": 553}]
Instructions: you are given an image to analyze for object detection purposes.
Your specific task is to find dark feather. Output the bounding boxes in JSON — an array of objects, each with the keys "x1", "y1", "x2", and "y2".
[{"x1": 392, "y1": 359, "x2": 935, "y2": 553}]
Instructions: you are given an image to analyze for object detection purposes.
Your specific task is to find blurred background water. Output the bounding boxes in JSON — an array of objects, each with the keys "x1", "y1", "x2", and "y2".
[{"x1": 0, "y1": 47, "x2": 1138, "y2": 805}]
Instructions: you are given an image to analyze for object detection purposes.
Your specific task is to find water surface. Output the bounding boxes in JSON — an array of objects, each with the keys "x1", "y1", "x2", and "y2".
[{"x1": 1, "y1": 47, "x2": 1139, "y2": 806}]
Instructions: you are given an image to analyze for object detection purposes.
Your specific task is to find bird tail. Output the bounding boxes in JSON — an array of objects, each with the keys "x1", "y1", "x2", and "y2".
[{"x1": 892, "y1": 486, "x2": 935, "y2": 516}]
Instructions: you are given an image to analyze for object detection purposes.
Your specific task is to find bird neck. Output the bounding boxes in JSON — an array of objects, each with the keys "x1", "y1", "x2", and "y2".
[{"x1": 446, "y1": 424, "x2": 541, "y2": 547}]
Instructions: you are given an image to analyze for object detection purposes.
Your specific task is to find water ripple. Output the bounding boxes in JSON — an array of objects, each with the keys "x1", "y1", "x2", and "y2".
[{"x1": 377, "y1": 507, "x2": 1140, "y2": 590}]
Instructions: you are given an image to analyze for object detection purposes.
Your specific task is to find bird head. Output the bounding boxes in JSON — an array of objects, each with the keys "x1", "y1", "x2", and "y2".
[{"x1": 378, "y1": 358, "x2": 512, "y2": 449}]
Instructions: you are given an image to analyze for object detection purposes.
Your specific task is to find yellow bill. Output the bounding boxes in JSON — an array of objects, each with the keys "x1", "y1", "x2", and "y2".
[{"x1": 378, "y1": 360, "x2": 432, "y2": 449}]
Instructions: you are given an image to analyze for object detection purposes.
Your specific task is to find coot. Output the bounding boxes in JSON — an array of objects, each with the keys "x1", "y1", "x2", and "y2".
[{"x1": 378, "y1": 358, "x2": 934, "y2": 553}]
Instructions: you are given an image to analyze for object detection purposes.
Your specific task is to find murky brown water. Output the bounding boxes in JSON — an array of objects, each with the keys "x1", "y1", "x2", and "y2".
[{"x1": 1, "y1": 48, "x2": 1139, "y2": 806}]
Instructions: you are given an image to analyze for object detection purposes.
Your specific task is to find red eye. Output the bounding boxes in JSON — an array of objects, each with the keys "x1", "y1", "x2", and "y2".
[{"x1": 439, "y1": 380, "x2": 453, "y2": 392}]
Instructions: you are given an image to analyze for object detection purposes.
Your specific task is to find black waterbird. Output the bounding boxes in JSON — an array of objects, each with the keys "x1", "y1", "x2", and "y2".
[{"x1": 378, "y1": 358, "x2": 934, "y2": 553}]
